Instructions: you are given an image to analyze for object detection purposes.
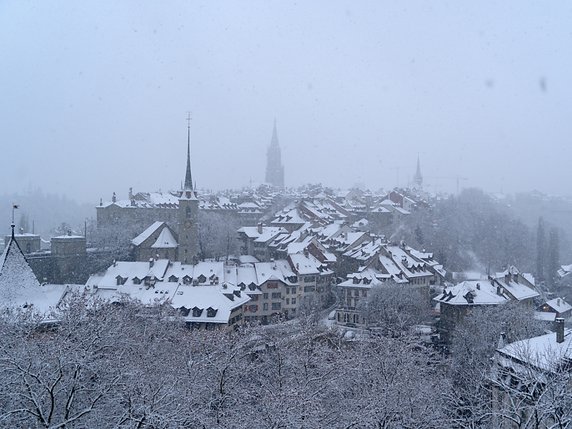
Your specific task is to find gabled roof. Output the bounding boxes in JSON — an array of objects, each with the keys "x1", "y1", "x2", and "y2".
[
  {"x1": 151, "y1": 227, "x2": 178, "y2": 249},
  {"x1": 542, "y1": 297, "x2": 572, "y2": 314},
  {"x1": 496, "y1": 329, "x2": 572, "y2": 373},
  {"x1": 492, "y1": 267, "x2": 539, "y2": 301},
  {"x1": 0, "y1": 236, "x2": 65, "y2": 311},
  {"x1": 0, "y1": 237, "x2": 41, "y2": 303},
  {"x1": 132, "y1": 221, "x2": 164, "y2": 246},
  {"x1": 434, "y1": 281, "x2": 507, "y2": 306},
  {"x1": 87, "y1": 259, "x2": 250, "y2": 324}
]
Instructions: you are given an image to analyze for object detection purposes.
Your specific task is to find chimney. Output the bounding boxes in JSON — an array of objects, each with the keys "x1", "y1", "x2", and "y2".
[
  {"x1": 257, "y1": 222, "x2": 263, "y2": 234},
  {"x1": 556, "y1": 318, "x2": 565, "y2": 344},
  {"x1": 496, "y1": 285, "x2": 503, "y2": 296},
  {"x1": 112, "y1": 192, "x2": 117, "y2": 203},
  {"x1": 476, "y1": 283, "x2": 480, "y2": 290},
  {"x1": 149, "y1": 258, "x2": 154, "y2": 268},
  {"x1": 498, "y1": 332, "x2": 507, "y2": 348}
]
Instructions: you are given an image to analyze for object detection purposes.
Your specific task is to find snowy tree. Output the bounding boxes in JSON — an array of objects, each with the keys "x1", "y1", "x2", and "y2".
[
  {"x1": 338, "y1": 334, "x2": 450, "y2": 428},
  {"x1": 447, "y1": 303, "x2": 545, "y2": 428},
  {"x1": 358, "y1": 283, "x2": 431, "y2": 336},
  {"x1": 490, "y1": 335, "x2": 572, "y2": 429},
  {"x1": 0, "y1": 295, "x2": 193, "y2": 428},
  {"x1": 198, "y1": 211, "x2": 240, "y2": 260},
  {"x1": 547, "y1": 227, "x2": 560, "y2": 288}
]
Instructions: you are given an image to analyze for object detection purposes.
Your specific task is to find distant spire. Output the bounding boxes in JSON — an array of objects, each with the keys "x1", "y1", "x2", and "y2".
[
  {"x1": 265, "y1": 119, "x2": 285, "y2": 188},
  {"x1": 184, "y1": 112, "x2": 193, "y2": 190},
  {"x1": 271, "y1": 118, "x2": 279, "y2": 147},
  {"x1": 414, "y1": 154, "x2": 423, "y2": 188}
]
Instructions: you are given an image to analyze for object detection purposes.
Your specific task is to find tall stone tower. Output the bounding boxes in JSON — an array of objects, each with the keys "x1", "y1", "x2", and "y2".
[
  {"x1": 178, "y1": 116, "x2": 200, "y2": 264},
  {"x1": 265, "y1": 120, "x2": 285, "y2": 188},
  {"x1": 413, "y1": 155, "x2": 423, "y2": 189}
]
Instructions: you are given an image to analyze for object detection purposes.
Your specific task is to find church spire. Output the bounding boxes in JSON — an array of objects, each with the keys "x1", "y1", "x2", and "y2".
[
  {"x1": 184, "y1": 112, "x2": 193, "y2": 190},
  {"x1": 271, "y1": 118, "x2": 279, "y2": 147},
  {"x1": 413, "y1": 154, "x2": 423, "y2": 189},
  {"x1": 265, "y1": 119, "x2": 285, "y2": 188}
]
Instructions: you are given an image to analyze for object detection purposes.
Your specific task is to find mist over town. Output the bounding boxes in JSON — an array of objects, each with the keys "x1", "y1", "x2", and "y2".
[{"x1": 1, "y1": 1, "x2": 572, "y2": 428}]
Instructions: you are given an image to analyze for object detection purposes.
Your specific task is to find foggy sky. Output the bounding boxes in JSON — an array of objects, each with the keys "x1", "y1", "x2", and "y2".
[{"x1": 1, "y1": 1, "x2": 571, "y2": 203}]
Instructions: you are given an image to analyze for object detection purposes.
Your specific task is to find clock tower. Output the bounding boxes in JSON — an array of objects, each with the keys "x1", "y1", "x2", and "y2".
[{"x1": 178, "y1": 114, "x2": 200, "y2": 264}]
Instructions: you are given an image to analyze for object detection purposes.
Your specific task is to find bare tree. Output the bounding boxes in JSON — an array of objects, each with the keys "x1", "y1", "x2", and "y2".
[
  {"x1": 358, "y1": 283, "x2": 432, "y2": 336},
  {"x1": 447, "y1": 303, "x2": 545, "y2": 428}
]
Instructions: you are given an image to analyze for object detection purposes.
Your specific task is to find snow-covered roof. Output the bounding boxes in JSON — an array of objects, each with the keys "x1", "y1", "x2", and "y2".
[
  {"x1": 236, "y1": 265, "x2": 258, "y2": 287},
  {"x1": 338, "y1": 268, "x2": 385, "y2": 289},
  {"x1": 132, "y1": 221, "x2": 164, "y2": 246},
  {"x1": 270, "y1": 206, "x2": 306, "y2": 225},
  {"x1": 542, "y1": 297, "x2": 572, "y2": 314},
  {"x1": 351, "y1": 218, "x2": 369, "y2": 228},
  {"x1": 289, "y1": 253, "x2": 321, "y2": 275},
  {"x1": 237, "y1": 226, "x2": 286, "y2": 242},
  {"x1": 558, "y1": 264, "x2": 572, "y2": 278},
  {"x1": 493, "y1": 267, "x2": 539, "y2": 301},
  {"x1": 255, "y1": 262, "x2": 288, "y2": 284},
  {"x1": 239, "y1": 255, "x2": 259, "y2": 264},
  {"x1": 151, "y1": 227, "x2": 178, "y2": 249},
  {"x1": 0, "y1": 237, "x2": 67, "y2": 312},
  {"x1": 496, "y1": 329, "x2": 572, "y2": 373},
  {"x1": 434, "y1": 280, "x2": 507, "y2": 306},
  {"x1": 87, "y1": 259, "x2": 250, "y2": 324}
]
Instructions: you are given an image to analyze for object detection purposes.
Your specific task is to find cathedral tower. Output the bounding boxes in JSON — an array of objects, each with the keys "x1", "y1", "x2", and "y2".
[
  {"x1": 265, "y1": 120, "x2": 285, "y2": 188},
  {"x1": 178, "y1": 115, "x2": 200, "y2": 264}
]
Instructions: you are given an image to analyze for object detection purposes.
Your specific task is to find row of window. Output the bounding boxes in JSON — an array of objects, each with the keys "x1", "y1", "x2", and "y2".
[
  {"x1": 341, "y1": 289, "x2": 368, "y2": 298},
  {"x1": 245, "y1": 302, "x2": 283, "y2": 312}
]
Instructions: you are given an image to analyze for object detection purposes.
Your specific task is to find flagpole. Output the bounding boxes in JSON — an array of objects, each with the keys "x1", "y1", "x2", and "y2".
[{"x1": 11, "y1": 204, "x2": 18, "y2": 239}]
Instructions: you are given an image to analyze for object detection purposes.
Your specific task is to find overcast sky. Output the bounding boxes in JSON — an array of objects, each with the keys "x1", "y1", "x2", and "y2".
[{"x1": 1, "y1": 1, "x2": 571, "y2": 203}]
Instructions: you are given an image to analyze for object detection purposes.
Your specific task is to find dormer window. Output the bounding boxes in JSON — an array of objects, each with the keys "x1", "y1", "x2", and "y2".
[
  {"x1": 183, "y1": 275, "x2": 192, "y2": 285},
  {"x1": 206, "y1": 307, "x2": 218, "y2": 318},
  {"x1": 169, "y1": 275, "x2": 179, "y2": 283},
  {"x1": 116, "y1": 275, "x2": 127, "y2": 286},
  {"x1": 198, "y1": 274, "x2": 206, "y2": 284},
  {"x1": 133, "y1": 277, "x2": 141, "y2": 285},
  {"x1": 192, "y1": 307, "x2": 203, "y2": 317}
]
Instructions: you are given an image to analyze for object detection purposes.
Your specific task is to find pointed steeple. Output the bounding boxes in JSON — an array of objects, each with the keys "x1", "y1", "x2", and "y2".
[
  {"x1": 413, "y1": 154, "x2": 423, "y2": 188},
  {"x1": 265, "y1": 119, "x2": 285, "y2": 188},
  {"x1": 271, "y1": 118, "x2": 279, "y2": 147},
  {"x1": 1, "y1": 228, "x2": 41, "y2": 305},
  {"x1": 184, "y1": 113, "x2": 193, "y2": 191}
]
